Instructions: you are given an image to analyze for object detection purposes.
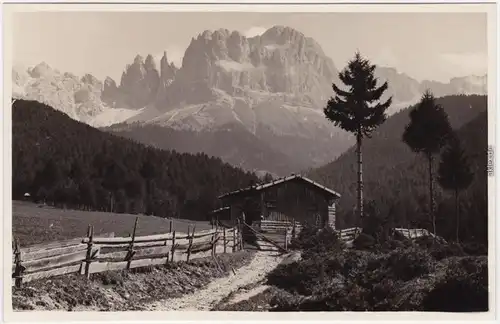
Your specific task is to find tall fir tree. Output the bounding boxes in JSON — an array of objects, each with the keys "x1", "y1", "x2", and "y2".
[
  {"x1": 402, "y1": 90, "x2": 453, "y2": 235},
  {"x1": 324, "y1": 52, "x2": 392, "y2": 225},
  {"x1": 437, "y1": 135, "x2": 474, "y2": 242}
]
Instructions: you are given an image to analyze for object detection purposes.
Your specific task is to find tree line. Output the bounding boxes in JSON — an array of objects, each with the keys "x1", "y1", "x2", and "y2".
[
  {"x1": 320, "y1": 52, "x2": 487, "y2": 244},
  {"x1": 12, "y1": 99, "x2": 259, "y2": 221}
]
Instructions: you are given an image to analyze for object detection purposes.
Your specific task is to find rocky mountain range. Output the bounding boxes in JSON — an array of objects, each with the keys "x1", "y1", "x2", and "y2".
[{"x1": 12, "y1": 25, "x2": 487, "y2": 175}]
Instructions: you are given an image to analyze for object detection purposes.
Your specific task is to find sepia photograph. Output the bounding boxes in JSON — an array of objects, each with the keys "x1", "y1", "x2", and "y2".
[{"x1": 3, "y1": 1, "x2": 496, "y2": 321}]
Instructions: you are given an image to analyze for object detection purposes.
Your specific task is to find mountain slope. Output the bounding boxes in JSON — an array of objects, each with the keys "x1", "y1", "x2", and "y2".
[
  {"x1": 12, "y1": 99, "x2": 258, "y2": 221},
  {"x1": 308, "y1": 94, "x2": 488, "y2": 242},
  {"x1": 105, "y1": 122, "x2": 305, "y2": 176},
  {"x1": 12, "y1": 26, "x2": 487, "y2": 175}
]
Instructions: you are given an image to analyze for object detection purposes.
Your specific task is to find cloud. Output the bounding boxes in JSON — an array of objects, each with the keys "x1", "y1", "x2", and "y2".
[
  {"x1": 243, "y1": 26, "x2": 267, "y2": 38},
  {"x1": 439, "y1": 52, "x2": 488, "y2": 76}
]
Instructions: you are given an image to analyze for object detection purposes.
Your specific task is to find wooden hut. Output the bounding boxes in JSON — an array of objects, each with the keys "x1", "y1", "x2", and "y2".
[{"x1": 218, "y1": 174, "x2": 341, "y2": 229}]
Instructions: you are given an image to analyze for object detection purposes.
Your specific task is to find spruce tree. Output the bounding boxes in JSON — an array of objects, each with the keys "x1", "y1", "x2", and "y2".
[
  {"x1": 324, "y1": 52, "x2": 392, "y2": 224},
  {"x1": 402, "y1": 90, "x2": 453, "y2": 235},
  {"x1": 438, "y1": 135, "x2": 474, "y2": 242}
]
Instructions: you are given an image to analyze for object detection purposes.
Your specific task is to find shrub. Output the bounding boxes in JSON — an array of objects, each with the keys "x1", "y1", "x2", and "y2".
[
  {"x1": 339, "y1": 250, "x2": 372, "y2": 281},
  {"x1": 414, "y1": 235, "x2": 436, "y2": 249},
  {"x1": 423, "y1": 275, "x2": 488, "y2": 311},
  {"x1": 298, "y1": 282, "x2": 370, "y2": 311},
  {"x1": 269, "y1": 288, "x2": 302, "y2": 311},
  {"x1": 267, "y1": 250, "x2": 345, "y2": 296},
  {"x1": 378, "y1": 239, "x2": 410, "y2": 253},
  {"x1": 461, "y1": 242, "x2": 488, "y2": 256},
  {"x1": 353, "y1": 233, "x2": 375, "y2": 251},
  {"x1": 292, "y1": 224, "x2": 344, "y2": 255},
  {"x1": 370, "y1": 278, "x2": 402, "y2": 310},
  {"x1": 98, "y1": 271, "x2": 125, "y2": 286},
  {"x1": 422, "y1": 254, "x2": 488, "y2": 312},
  {"x1": 385, "y1": 248, "x2": 435, "y2": 281},
  {"x1": 429, "y1": 242, "x2": 465, "y2": 261},
  {"x1": 266, "y1": 260, "x2": 321, "y2": 296}
]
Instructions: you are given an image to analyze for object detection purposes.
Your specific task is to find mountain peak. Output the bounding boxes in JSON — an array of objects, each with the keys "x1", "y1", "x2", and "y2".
[
  {"x1": 29, "y1": 61, "x2": 56, "y2": 78},
  {"x1": 145, "y1": 54, "x2": 157, "y2": 70},
  {"x1": 133, "y1": 55, "x2": 144, "y2": 65},
  {"x1": 263, "y1": 25, "x2": 305, "y2": 38},
  {"x1": 172, "y1": 25, "x2": 338, "y2": 108}
]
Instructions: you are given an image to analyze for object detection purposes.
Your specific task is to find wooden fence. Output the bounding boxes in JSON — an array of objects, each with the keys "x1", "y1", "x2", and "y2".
[
  {"x1": 338, "y1": 227, "x2": 362, "y2": 242},
  {"x1": 337, "y1": 227, "x2": 442, "y2": 244},
  {"x1": 250, "y1": 220, "x2": 304, "y2": 251},
  {"x1": 394, "y1": 227, "x2": 432, "y2": 239},
  {"x1": 12, "y1": 218, "x2": 243, "y2": 287}
]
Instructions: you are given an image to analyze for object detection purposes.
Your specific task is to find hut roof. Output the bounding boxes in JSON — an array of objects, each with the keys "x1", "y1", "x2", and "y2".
[
  {"x1": 218, "y1": 174, "x2": 341, "y2": 200},
  {"x1": 210, "y1": 206, "x2": 230, "y2": 214}
]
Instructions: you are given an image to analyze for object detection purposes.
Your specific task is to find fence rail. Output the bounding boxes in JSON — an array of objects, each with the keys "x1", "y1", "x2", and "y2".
[
  {"x1": 337, "y1": 227, "x2": 362, "y2": 242},
  {"x1": 12, "y1": 218, "x2": 243, "y2": 287}
]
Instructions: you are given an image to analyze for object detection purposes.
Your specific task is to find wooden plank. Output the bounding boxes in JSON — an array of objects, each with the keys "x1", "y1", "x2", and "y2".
[
  {"x1": 192, "y1": 229, "x2": 216, "y2": 239},
  {"x1": 191, "y1": 242, "x2": 213, "y2": 254},
  {"x1": 134, "y1": 232, "x2": 174, "y2": 243},
  {"x1": 21, "y1": 237, "x2": 85, "y2": 254},
  {"x1": 21, "y1": 263, "x2": 82, "y2": 283},
  {"x1": 97, "y1": 245, "x2": 171, "y2": 261},
  {"x1": 22, "y1": 244, "x2": 87, "y2": 262},
  {"x1": 23, "y1": 233, "x2": 114, "y2": 253},
  {"x1": 96, "y1": 240, "x2": 171, "y2": 249},
  {"x1": 191, "y1": 235, "x2": 213, "y2": 246},
  {"x1": 88, "y1": 261, "x2": 128, "y2": 274},
  {"x1": 96, "y1": 246, "x2": 130, "y2": 259},
  {"x1": 23, "y1": 249, "x2": 88, "y2": 273},
  {"x1": 213, "y1": 245, "x2": 224, "y2": 255},
  {"x1": 171, "y1": 249, "x2": 186, "y2": 262},
  {"x1": 86, "y1": 233, "x2": 188, "y2": 245},
  {"x1": 85, "y1": 236, "x2": 132, "y2": 244}
]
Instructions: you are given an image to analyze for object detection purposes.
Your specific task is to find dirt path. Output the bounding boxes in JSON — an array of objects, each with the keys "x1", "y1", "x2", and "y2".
[{"x1": 145, "y1": 251, "x2": 289, "y2": 311}]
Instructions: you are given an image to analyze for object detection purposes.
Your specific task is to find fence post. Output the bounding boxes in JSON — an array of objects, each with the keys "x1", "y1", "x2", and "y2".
[
  {"x1": 292, "y1": 219, "x2": 296, "y2": 240},
  {"x1": 237, "y1": 219, "x2": 243, "y2": 251},
  {"x1": 169, "y1": 219, "x2": 173, "y2": 233},
  {"x1": 171, "y1": 231, "x2": 176, "y2": 262},
  {"x1": 223, "y1": 227, "x2": 227, "y2": 253},
  {"x1": 212, "y1": 231, "x2": 218, "y2": 257},
  {"x1": 84, "y1": 225, "x2": 94, "y2": 279},
  {"x1": 232, "y1": 227, "x2": 237, "y2": 252},
  {"x1": 284, "y1": 229, "x2": 288, "y2": 251},
  {"x1": 187, "y1": 225, "x2": 195, "y2": 263},
  {"x1": 126, "y1": 217, "x2": 139, "y2": 270},
  {"x1": 13, "y1": 238, "x2": 24, "y2": 288}
]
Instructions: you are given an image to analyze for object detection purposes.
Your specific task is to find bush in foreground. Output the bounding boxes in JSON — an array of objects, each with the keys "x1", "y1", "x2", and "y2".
[{"x1": 267, "y1": 224, "x2": 488, "y2": 312}]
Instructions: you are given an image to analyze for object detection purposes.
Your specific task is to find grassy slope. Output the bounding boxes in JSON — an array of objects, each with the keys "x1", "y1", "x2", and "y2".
[{"x1": 13, "y1": 201, "x2": 212, "y2": 246}]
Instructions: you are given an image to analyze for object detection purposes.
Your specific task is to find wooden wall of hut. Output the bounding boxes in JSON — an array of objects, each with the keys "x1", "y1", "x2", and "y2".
[{"x1": 261, "y1": 179, "x2": 331, "y2": 226}]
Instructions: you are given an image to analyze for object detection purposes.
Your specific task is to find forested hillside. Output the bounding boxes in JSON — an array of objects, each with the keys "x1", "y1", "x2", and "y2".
[
  {"x1": 12, "y1": 99, "x2": 258, "y2": 220},
  {"x1": 310, "y1": 95, "x2": 488, "y2": 243},
  {"x1": 105, "y1": 122, "x2": 304, "y2": 177}
]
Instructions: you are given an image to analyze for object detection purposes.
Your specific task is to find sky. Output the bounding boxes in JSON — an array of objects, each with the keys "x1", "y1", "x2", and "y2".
[{"x1": 12, "y1": 11, "x2": 488, "y2": 83}]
